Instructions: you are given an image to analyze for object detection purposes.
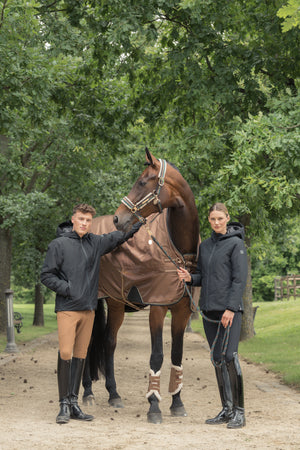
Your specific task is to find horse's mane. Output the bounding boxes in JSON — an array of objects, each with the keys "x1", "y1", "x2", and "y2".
[
  {"x1": 144, "y1": 160, "x2": 180, "y2": 173},
  {"x1": 167, "y1": 161, "x2": 180, "y2": 173}
]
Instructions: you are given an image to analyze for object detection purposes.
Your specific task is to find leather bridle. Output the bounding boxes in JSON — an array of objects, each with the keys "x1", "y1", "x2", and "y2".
[{"x1": 121, "y1": 159, "x2": 167, "y2": 221}]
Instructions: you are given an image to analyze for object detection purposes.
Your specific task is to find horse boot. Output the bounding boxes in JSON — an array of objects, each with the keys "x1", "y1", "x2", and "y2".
[
  {"x1": 146, "y1": 369, "x2": 162, "y2": 424},
  {"x1": 226, "y1": 353, "x2": 246, "y2": 429},
  {"x1": 56, "y1": 353, "x2": 71, "y2": 424},
  {"x1": 69, "y1": 357, "x2": 94, "y2": 421},
  {"x1": 205, "y1": 361, "x2": 233, "y2": 424},
  {"x1": 169, "y1": 365, "x2": 187, "y2": 417}
]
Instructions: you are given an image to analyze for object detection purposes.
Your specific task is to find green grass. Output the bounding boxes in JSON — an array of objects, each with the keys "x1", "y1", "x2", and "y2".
[
  {"x1": 191, "y1": 298, "x2": 300, "y2": 391},
  {"x1": 0, "y1": 303, "x2": 57, "y2": 352}
]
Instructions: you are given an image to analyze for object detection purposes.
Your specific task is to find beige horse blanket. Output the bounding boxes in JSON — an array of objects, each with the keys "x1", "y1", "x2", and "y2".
[{"x1": 91, "y1": 210, "x2": 199, "y2": 311}]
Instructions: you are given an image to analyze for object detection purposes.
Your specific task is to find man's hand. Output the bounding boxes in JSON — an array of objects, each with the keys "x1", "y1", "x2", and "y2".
[
  {"x1": 124, "y1": 221, "x2": 143, "y2": 239},
  {"x1": 131, "y1": 221, "x2": 143, "y2": 233}
]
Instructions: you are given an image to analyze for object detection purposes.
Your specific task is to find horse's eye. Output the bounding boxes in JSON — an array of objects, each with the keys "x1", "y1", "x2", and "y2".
[{"x1": 139, "y1": 180, "x2": 146, "y2": 187}]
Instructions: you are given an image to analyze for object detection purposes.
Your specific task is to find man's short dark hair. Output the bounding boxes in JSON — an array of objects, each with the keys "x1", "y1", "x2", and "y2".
[{"x1": 73, "y1": 203, "x2": 96, "y2": 217}]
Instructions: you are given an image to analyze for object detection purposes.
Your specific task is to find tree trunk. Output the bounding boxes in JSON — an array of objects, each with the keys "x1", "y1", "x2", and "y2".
[
  {"x1": 240, "y1": 253, "x2": 254, "y2": 340},
  {"x1": 0, "y1": 225, "x2": 12, "y2": 333},
  {"x1": 33, "y1": 282, "x2": 44, "y2": 326},
  {"x1": 239, "y1": 214, "x2": 254, "y2": 340}
]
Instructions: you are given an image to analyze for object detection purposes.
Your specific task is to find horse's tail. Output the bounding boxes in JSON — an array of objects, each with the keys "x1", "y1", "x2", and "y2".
[{"x1": 89, "y1": 298, "x2": 107, "y2": 381}]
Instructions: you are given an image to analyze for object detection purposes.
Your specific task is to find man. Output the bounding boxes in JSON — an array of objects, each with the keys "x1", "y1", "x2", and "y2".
[{"x1": 41, "y1": 203, "x2": 141, "y2": 424}]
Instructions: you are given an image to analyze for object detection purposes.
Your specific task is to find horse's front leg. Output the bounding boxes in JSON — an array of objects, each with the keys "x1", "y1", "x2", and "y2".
[
  {"x1": 105, "y1": 298, "x2": 125, "y2": 408},
  {"x1": 169, "y1": 297, "x2": 191, "y2": 417},
  {"x1": 147, "y1": 305, "x2": 168, "y2": 424}
]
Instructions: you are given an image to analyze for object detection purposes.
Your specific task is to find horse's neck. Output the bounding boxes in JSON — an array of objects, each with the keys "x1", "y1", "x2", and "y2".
[
  {"x1": 165, "y1": 170, "x2": 199, "y2": 255},
  {"x1": 167, "y1": 202, "x2": 199, "y2": 255}
]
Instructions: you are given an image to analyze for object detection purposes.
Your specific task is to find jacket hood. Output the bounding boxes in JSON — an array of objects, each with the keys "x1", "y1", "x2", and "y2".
[
  {"x1": 56, "y1": 220, "x2": 91, "y2": 240},
  {"x1": 212, "y1": 221, "x2": 245, "y2": 241},
  {"x1": 56, "y1": 220, "x2": 73, "y2": 238}
]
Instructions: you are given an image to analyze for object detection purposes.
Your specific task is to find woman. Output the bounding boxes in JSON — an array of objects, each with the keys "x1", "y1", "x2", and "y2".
[{"x1": 177, "y1": 203, "x2": 248, "y2": 428}]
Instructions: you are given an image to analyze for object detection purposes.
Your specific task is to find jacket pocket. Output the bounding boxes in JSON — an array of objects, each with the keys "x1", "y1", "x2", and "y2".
[{"x1": 66, "y1": 281, "x2": 72, "y2": 298}]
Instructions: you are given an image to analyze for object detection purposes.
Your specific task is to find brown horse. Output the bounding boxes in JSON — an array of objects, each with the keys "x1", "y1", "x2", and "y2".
[{"x1": 84, "y1": 148, "x2": 200, "y2": 424}]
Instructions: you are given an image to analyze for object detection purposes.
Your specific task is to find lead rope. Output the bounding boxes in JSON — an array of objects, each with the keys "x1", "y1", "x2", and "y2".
[
  {"x1": 200, "y1": 312, "x2": 230, "y2": 368},
  {"x1": 139, "y1": 218, "x2": 198, "y2": 312},
  {"x1": 138, "y1": 219, "x2": 230, "y2": 365},
  {"x1": 121, "y1": 155, "x2": 229, "y2": 362}
]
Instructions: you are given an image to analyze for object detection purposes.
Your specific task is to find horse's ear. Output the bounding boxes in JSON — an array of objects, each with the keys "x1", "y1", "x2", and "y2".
[{"x1": 145, "y1": 147, "x2": 154, "y2": 166}]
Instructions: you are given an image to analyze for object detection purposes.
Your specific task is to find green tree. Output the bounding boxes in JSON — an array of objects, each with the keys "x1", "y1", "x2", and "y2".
[
  {"x1": 65, "y1": 0, "x2": 299, "y2": 339},
  {"x1": 0, "y1": 0, "x2": 105, "y2": 329},
  {"x1": 251, "y1": 217, "x2": 300, "y2": 302},
  {"x1": 277, "y1": 0, "x2": 300, "y2": 31},
  {"x1": 2, "y1": 0, "x2": 299, "y2": 341},
  {"x1": 0, "y1": 0, "x2": 143, "y2": 330}
]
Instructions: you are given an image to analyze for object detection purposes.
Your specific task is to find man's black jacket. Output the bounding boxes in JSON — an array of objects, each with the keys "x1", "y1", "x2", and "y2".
[{"x1": 40, "y1": 221, "x2": 140, "y2": 312}]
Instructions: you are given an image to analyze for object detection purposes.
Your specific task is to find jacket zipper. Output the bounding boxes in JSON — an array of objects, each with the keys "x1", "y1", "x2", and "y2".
[
  {"x1": 206, "y1": 241, "x2": 217, "y2": 308},
  {"x1": 80, "y1": 238, "x2": 92, "y2": 301}
]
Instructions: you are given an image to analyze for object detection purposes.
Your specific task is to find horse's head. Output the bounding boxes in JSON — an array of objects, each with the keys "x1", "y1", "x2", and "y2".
[{"x1": 113, "y1": 148, "x2": 170, "y2": 232}]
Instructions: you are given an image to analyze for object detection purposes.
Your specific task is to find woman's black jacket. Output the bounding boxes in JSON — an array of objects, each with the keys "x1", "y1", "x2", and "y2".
[
  {"x1": 190, "y1": 222, "x2": 248, "y2": 312},
  {"x1": 40, "y1": 221, "x2": 140, "y2": 313}
]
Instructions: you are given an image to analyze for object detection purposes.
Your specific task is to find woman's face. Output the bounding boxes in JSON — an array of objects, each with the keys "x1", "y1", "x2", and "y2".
[{"x1": 208, "y1": 210, "x2": 230, "y2": 235}]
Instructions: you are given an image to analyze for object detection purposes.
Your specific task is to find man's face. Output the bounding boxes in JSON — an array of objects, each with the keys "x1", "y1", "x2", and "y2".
[{"x1": 71, "y1": 211, "x2": 93, "y2": 237}]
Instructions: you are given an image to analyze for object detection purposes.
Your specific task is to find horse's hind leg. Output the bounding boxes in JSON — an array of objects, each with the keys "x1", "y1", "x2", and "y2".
[
  {"x1": 147, "y1": 305, "x2": 168, "y2": 424},
  {"x1": 169, "y1": 298, "x2": 191, "y2": 417},
  {"x1": 82, "y1": 299, "x2": 106, "y2": 404},
  {"x1": 82, "y1": 346, "x2": 95, "y2": 405},
  {"x1": 105, "y1": 298, "x2": 125, "y2": 408}
]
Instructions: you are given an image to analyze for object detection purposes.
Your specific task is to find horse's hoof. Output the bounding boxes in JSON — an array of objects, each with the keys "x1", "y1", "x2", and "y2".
[
  {"x1": 82, "y1": 394, "x2": 95, "y2": 406},
  {"x1": 147, "y1": 412, "x2": 163, "y2": 424},
  {"x1": 108, "y1": 397, "x2": 124, "y2": 408},
  {"x1": 170, "y1": 406, "x2": 187, "y2": 417}
]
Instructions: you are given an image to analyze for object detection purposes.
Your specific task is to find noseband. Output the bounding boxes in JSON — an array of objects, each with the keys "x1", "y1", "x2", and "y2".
[{"x1": 121, "y1": 159, "x2": 167, "y2": 220}]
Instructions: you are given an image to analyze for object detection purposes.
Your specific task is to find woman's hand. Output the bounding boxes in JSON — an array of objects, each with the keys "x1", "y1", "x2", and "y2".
[
  {"x1": 221, "y1": 309, "x2": 235, "y2": 328},
  {"x1": 177, "y1": 267, "x2": 192, "y2": 283}
]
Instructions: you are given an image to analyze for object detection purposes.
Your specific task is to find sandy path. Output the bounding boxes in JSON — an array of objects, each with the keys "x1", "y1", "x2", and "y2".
[{"x1": 0, "y1": 310, "x2": 299, "y2": 449}]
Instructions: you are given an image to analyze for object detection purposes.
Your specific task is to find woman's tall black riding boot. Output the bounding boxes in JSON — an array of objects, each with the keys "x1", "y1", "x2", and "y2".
[
  {"x1": 226, "y1": 352, "x2": 246, "y2": 428},
  {"x1": 205, "y1": 362, "x2": 233, "y2": 424},
  {"x1": 56, "y1": 353, "x2": 71, "y2": 424},
  {"x1": 69, "y1": 357, "x2": 94, "y2": 421}
]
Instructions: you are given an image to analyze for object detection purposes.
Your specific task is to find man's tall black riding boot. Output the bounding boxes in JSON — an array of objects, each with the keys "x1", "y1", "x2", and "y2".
[
  {"x1": 69, "y1": 357, "x2": 94, "y2": 421},
  {"x1": 205, "y1": 362, "x2": 233, "y2": 424},
  {"x1": 56, "y1": 353, "x2": 71, "y2": 424},
  {"x1": 226, "y1": 352, "x2": 246, "y2": 429}
]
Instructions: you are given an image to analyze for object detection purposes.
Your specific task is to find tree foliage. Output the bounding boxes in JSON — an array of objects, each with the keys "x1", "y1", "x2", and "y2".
[
  {"x1": 0, "y1": 0, "x2": 136, "y2": 329},
  {"x1": 1, "y1": 0, "x2": 299, "y2": 339},
  {"x1": 277, "y1": 0, "x2": 300, "y2": 31},
  {"x1": 252, "y1": 216, "x2": 300, "y2": 301}
]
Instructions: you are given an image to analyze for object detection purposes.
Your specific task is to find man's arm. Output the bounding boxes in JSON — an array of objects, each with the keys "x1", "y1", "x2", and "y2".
[
  {"x1": 97, "y1": 222, "x2": 142, "y2": 256},
  {"x1": 40, "y1": 241, "x2": 69, "y2": 297}
]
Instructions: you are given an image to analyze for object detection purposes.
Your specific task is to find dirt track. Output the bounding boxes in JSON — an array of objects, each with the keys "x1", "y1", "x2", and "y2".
[{"x1": 0, "y1": 310, "x2": 300, "y2": 450}]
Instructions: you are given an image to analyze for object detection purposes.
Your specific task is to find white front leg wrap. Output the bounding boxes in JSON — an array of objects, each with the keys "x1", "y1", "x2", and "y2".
[
  {"x1": 146, "y1": 369, "x2": 162, "y2": 401},
  {"x1": 168, "y1": 364, "x2": 183, "y2": 395}
]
